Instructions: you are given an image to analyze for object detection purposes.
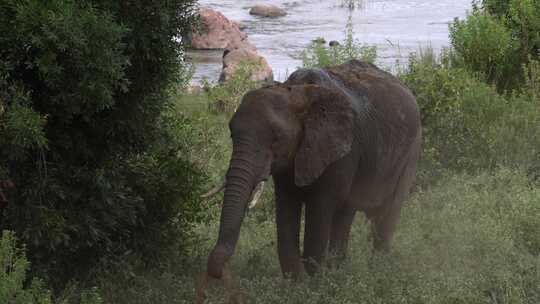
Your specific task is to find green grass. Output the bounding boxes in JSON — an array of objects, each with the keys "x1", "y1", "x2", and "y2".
[{"x1": 168, "y1": 168, "x2": 539, "y2": 304}]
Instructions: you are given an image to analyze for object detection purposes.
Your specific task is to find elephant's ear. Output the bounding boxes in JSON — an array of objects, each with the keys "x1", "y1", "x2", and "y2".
[{"x1": 294, "y1": 84, "x2": 355, "y2": 187}]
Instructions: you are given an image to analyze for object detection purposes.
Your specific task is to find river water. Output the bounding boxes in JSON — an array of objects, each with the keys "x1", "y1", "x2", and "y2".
[{"x1": 189, "y1": 0, "x2": 472, "y2": 83}]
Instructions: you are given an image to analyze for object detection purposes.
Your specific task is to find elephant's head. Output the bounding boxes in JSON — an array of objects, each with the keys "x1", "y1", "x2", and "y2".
[{"x1": 207, "y1": 84, "x2": 355, "y2": 278}]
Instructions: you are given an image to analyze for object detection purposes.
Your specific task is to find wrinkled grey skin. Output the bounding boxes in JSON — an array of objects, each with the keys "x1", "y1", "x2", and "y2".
[{"x1": 207, "y1": 60, "x2": 422, "y2": 279}]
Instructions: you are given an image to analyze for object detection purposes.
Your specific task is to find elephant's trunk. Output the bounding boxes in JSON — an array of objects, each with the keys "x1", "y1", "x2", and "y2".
[{"x1": 207, "y1": 140, "x2": 258, "y2": 279}]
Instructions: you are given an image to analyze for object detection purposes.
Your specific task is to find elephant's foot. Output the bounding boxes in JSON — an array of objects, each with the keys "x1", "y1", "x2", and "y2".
[
  {"x1": 195, "y1": 262, "x2": 246, "y2": 304},
  {"x1": 369, "y1": 222, "x2": 392, "y2": 253},
  {"x1": 281, "y1": 262, "x2": 306, "y2": 281},
  {"x1": 194, "y1": 272, "x2": 208, "y2": 304},
  {"x1": 372, "y1": 240, "x2": 391, "y2": 253},
  {"x1": 367, "y1": 204, "x2": 401, "y2": 253},
  {"x1": 303, "y1": 256, "x2": 327, "y2": 276},
  {"x1": 326, "y1": 251, "x2": 348, "y2": 270}
]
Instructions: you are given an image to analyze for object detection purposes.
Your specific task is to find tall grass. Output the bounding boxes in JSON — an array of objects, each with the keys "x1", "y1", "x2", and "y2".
[
  {"x1": 165, "y1": 168, "x2": 539, "y2": 304},
  {"x1": 89, "y1": 167, "x2": 540, "y2": 304}
]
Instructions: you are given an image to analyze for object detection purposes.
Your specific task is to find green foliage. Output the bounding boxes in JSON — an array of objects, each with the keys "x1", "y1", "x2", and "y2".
[
  {"x1": 450, "y1": 0, "x2": 540, "y2": 91},
  {"x1": 524, "y1": 57, "x2": 540, "y2": 98},
  {"x1": 450, "y1": 9, "x2": 519, "y2": 90},
  {"x1": 79, "y1": 288, "x2": 103, "y2": 304},
  {"x1": 508, "y1": 0, "x2": 540, "y2": 56},
  {"x1": 202, "y1": 61, "x2": 263, "y2": 113},
  {"x1": 1, "y1": 230, "x2": 52, "y2": 304},
  {"x1": 1, "y1": 103, "x2": 47, "y2": 151},
  {"x1": 400, "y1": 49, "x2": 540, "y2": 175},
  {"x1": 482, "y1": 0, "x2": 510, "y2": 16},
  {"x1": 0, "y1": 0, "x2": 203, "y2": 291},
  {"x1": 302, "y1": 16, "x2": 376, "y2": 69}
]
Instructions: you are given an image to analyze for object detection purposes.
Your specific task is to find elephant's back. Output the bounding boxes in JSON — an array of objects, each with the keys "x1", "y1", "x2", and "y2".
[
  {"x1": 285, "y1": 60, "x2": 414, "y2": 109},
  {"x1": 332, "y1": 61, "x2": 420, "y2": 133},
  {"x1": 328, "y1": 61, "x2": 421, "y2": 175},
  {"x1": 324, "y1": 60, "x2": 415, "y2": 109},
  {"x1": 284, "y1": 66, "x2": 336, "y2": 87},
  {"x1": 326, "y1": 60, "x2": 401, "y2": 87},
  {"x1": 285, "y1": 60, "x2": 421, "y2": 140}
]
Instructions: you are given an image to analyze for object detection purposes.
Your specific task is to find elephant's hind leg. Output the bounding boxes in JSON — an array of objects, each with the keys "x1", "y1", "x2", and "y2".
[
  {"x1": 369, "y1": 150, "x2": 418, "y2": 252},
  {"x1": 368, "y1": 202, "x2": 402, "y2": 252}
]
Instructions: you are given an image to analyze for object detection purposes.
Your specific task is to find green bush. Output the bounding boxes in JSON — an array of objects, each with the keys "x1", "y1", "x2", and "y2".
[
  {"x1": 1, "y1": 230, "x2": 52, "y2": 304},
  {"x1": 302, "y1": 16, "x2": 376, "y2": 69},
  {"x1": 400, "y1": 49, "x2": 540, "y2": 175},
  {"x1": 450, "y1": 0, "x2": 540, "y2": 91},
  {"x1": 0, "y1": 0, "x2": 204, "y2": 290},
  {"x1": 202, "y1": 61, "x2": 264, "y2": 114},
  {"x1": 450, "y1": 8, "x2": 519, "y2": 90},
  {"x1": 1, "y1": 230, "x2": 104, "y2": 304},
  {"x1": 482, "y1": 0, "x2": 511, "y2": 16},
  {"x1": 523, "y1": 57, "x2": 540, "y2": 98}
]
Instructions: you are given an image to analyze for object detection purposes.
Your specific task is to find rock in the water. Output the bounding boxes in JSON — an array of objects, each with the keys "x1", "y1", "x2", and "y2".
[
  {"x1": 219, "y1": 43, "x2": 273, "y2": 83},
  {"x1": 233, "y1": 21, "x2": 247, "y2": 31},
  {"x1": 249, "y1": 4, "x2": 287, "y2": 18},
  {"x1": 329, "y1": 40, "x2": 340, "y2": 47},
  {"x1": 189, "y1": 8, "x2": 253, "y2": 50},
  {"x1": 188, "y1": 7, "x2": 272, "y2": 83}
]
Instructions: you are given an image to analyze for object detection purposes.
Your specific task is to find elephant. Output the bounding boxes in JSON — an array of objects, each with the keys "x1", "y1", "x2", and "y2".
[{"x1": 206, "y1": 60, "x2": 422, "y2": 280}]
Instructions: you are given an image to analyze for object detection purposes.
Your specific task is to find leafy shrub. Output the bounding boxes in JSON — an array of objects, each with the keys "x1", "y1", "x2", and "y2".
[
  {"x1": 508, "y1": 0, "x2": 540, "y2": 57},
  {"x1": 450, "y1": 0, "x2": 540, "y2": 91},
  {"x1": 523, "y1": 57, "x2": 540, "y2": 98},
  {"x1": 1, "y1": 230, "x2": 52, "y2": 304},
  {"x1": 400, "y1": 49, "x2": 540, "y2": 175},
  {"x1": 202, "y1": 61, "x2": 264, "y2": 113},
  {"x1": 302, "y1": 16, "x2": 376, "y2": 69},
  {"x1": 482, "y1": 0, "x2": 511, "y2": 16},
  {"x1": 1, "y1": 230, "x2": 104, "y2": 304},
  {"x1": 450, "y1": 8, "x2": 519, "y2": 90},
  {"x1": 0, "y1": 0, "x2": 203, "y2": 290}
]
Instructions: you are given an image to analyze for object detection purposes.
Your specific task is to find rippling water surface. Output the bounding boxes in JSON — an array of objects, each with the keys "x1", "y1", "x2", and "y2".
[{"x1": 190, "y1": 0, "x2": 471, "y2": 83}]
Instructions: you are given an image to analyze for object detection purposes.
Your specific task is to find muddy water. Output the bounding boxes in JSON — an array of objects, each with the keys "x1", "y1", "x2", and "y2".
[{"x1": 189, "y1": 0, "x2": 471, "y2": 83}]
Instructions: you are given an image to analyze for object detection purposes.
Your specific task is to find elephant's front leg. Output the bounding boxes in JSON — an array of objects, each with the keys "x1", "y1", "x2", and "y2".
[
  {"x1": 329, "y1": 207, "x2": 357, "y2": 261},
  {"x1": 274, "y1": 177, "x2": 304, "y2": 279},
  {"x1": 303, "y1": 196, "x2": 335, "y2": 275}
]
